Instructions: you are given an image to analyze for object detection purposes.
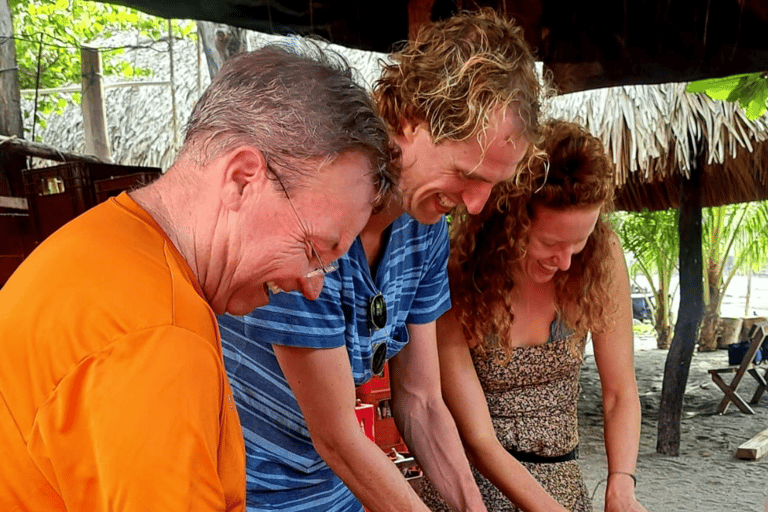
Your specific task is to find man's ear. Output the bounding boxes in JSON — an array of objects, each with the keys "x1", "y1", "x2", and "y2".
[
  {"x1": 398, "y1": 117, "x2": 418, "y2": 141},
  {"x1": 220, "y1": 146, "x2": 269, "y2": 211},
  {"x1": 398, "y1": 117, "x2": 430, "y2": 143}
]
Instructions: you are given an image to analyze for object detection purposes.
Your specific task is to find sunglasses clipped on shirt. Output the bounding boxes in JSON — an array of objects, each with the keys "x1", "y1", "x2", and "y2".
[{"x1": 368, "y1": 292, "x2": 388, "y2": 377}]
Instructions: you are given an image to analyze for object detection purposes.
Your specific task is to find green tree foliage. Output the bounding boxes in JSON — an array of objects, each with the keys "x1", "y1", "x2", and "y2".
[
  {"x1": 698, "y1": 201, "x2": 768, "y2": 350},
  {"x1": 687, "y1": 72, "x2": 768, "y2": 120},
  {"x1": 613, "y1": 209, "x2": 679, "y2": 348},
  {"x1": 11, "y1": 0, "x2": 194, "y2": 130}
]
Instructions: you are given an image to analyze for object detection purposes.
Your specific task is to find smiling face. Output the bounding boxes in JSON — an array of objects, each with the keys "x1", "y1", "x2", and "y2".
[
  {"x1": 219, "y1": 151, "x2": 375, "y2": 315},
  {"x1": 522, "y1": 204, "x2": 602, "y2": 284},
  {"x1": 394, "y1": 106, "x2": 529, "y2": 225}
]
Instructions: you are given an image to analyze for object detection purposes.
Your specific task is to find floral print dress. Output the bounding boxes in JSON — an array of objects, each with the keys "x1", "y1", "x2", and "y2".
[{"x1": 418, "y1": 322, "x2": 592, "y2": 512}]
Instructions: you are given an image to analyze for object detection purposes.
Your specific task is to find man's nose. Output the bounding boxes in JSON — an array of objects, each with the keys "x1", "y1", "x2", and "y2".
[{"x1": 462, "y1": 183, "x2": 494, "y2": 215}]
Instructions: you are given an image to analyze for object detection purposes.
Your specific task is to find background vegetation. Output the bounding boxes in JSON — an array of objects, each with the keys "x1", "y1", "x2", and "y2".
[{"x1": 11, "y1": 0, "x2": 193, "y2": 132}]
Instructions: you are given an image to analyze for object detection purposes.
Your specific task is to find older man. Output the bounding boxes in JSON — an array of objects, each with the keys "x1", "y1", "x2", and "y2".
[
  {"x1": 0, "y1": 46, "x2": 395, "y2": 511},
  {"x1": 219, "y1": 9, "x2": 542, "y2": 512}
]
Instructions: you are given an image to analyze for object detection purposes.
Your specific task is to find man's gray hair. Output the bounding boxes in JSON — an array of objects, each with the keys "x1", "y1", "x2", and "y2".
[{"x1": 184, "y1": 44, "x2": 398, "y2": 202}]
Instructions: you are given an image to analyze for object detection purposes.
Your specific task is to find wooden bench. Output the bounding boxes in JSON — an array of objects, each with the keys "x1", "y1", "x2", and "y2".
[{"x1": 708, "y1": 320, "x2": 768, "y2": 414}]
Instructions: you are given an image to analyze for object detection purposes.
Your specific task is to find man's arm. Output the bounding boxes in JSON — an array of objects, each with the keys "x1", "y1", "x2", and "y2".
[
  {"x1": 273, "y1": 344, "x2": 429, "y2": 512},
  {"x1": 592, "y1": 234, "x2": 648, "y2": 512},
  {"x1": 435, "y1": 309, "x2": 569, "y2": 512},
  {"x1": 387, "y1": 320, "x2": 487, "y2": 512}
]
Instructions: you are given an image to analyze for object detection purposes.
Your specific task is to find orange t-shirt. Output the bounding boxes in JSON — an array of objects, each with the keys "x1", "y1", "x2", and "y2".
[{"x1": 0, "y1": 193, "x2": 245, "y2": 511}]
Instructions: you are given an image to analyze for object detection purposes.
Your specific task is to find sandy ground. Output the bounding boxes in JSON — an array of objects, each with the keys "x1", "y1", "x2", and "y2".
[{"x1": 579, "y1": 334, "x2": 768, "y2": 511}]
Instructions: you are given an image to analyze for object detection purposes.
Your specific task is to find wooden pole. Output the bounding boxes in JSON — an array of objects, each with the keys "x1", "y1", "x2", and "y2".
[
  {"x1": 80, "y1": 46, "x2": 111, "y2": 162},
  {"x1": 168, "y1": 20, "x2": 179, "y2": 151},
  {"x1": 196, "y1": 26, "x2": 202, "y2": 96},
  {"x1": 0, "y1": 134, "x2": 104, "y2": 164},
  {"x1": 0, "y1": 0, "x2": 24, "y2": 196}
]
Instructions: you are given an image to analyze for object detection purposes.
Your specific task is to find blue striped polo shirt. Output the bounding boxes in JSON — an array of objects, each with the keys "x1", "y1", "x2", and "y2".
[{"x1": 218, "y1": 213, "x2": 451, "y2": 511}]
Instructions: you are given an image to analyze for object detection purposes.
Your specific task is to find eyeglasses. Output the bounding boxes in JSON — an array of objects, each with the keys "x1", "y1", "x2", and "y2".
[
  {"x1": 268, "y1": 164, "x2": 339, "y2": 279},
  {"x1": 368, "y1": 292, "x2": 388, "y2": 377}
]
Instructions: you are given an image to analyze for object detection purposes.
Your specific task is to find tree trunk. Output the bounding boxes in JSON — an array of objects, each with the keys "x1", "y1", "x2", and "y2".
[
  {"x1": 698, "y1": 302, "x2": 720, "y2": 351},
  {"x1": 0, "y1": 0, "x2": 25, "y2": 197},
  {"x1": 745, "y1": 272, "x2": 752, "y2": 316},
  {"x1": 698, "y1": 259, "x2": 722, "y2": 351},
  {"x1": 657, "y1": 166, "x2": 704, "y2": 456},
  {"x1": 654, "y1": 289, "x2": 672, "y2": 349},
  {"x1": 196, "y1": 21, "x2": 247, "y2": 80}
]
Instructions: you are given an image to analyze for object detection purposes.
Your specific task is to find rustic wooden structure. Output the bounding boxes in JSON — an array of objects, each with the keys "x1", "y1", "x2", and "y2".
[{"x1": 0, "y1": 135, "x2": 160, "y2": 287}]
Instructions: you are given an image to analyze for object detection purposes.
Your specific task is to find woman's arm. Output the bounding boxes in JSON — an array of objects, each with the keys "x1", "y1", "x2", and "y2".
[
  {"x1": 433, "y1": 308, "x2": 569, "y2": 512},
  {"x1": 591, "y1": 233, "x2": 648, "y2": 512}
]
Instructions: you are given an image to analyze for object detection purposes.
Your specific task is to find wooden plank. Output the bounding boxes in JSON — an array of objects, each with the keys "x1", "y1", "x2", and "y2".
[
  {"x1": 0, "y1": 135, "x2": 103, "y2": 164},
  {"x1": 0, "y1": 196, "x2": 27, "y2": 210},
  {"x1": 736, "y1": 427, "x2": 768, "y2": 460}
]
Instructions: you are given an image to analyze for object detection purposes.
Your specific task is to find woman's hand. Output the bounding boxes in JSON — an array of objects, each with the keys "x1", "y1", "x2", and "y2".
[
  {"x1": 605, "y1": 494, "x2": 649, "y2": 512},
  {"x1": 604, "y1": 473, "x2": 648, "y2": 512}
]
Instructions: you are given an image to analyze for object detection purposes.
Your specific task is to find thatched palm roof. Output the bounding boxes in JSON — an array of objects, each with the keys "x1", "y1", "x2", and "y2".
[
  {"x1": 545, "y1": 83, "x2": 768, "y2": 211},
  {"x1": 23, "y1": 30, "x2": 386, "y2": 171},
  {"x1": 25, "y1": 31, "x2": 768, "y2": 213}
]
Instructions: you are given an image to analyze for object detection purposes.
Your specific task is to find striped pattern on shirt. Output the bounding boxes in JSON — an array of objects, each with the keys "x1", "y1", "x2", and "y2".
[{"x1": 219, "y1": 214, "x2": 451, "y2": 511}]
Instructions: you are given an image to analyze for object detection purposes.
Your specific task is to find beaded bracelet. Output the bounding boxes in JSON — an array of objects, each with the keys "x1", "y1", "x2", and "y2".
[{"x1": 609, "y1": 471, "x2": 637, "y2": 488}]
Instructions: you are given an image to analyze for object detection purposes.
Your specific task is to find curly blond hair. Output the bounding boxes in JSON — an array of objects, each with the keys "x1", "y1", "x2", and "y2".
[
  {"x1": 373, "y1": 8, "x2": 542, "y2": 146},
  {"x1": 449, "y1": 120, "x2": 616, "y2": 358}
]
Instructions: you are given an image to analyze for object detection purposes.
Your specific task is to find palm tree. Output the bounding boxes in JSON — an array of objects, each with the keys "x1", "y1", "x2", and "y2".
[
  {"x1": 614, "y1": 209, "x2": 679, "y2": 348},
  {"x1": 698, "y1": 200, "x2": 768, "y2": 350}
]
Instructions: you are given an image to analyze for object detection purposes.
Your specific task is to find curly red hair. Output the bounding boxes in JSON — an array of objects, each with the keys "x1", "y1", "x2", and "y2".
[{"x1": 448, "y1": 119, "x2": 617, "y2": 358}]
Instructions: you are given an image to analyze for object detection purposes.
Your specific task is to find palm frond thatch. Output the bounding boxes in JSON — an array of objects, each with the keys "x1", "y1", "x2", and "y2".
[
  {"x1": 22, "y1": 30, "x2": 387, "y2": 171},
  {"x1": 545, "y1": 83, "x2": 768, "y2": 211}
]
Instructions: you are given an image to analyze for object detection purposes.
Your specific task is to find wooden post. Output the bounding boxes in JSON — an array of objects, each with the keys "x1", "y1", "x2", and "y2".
[
  {"x1": 168, "y1": 20, "x2": 179, "y2": 151},
  {"x1": 80, "y1": 46, "x2": 111, "y2": 162},
  {"x1": 657, "y1": 165, "x2": 705, "y2": 456},
  {"x1": 0, "y1": 0, "x2": 25, "y2": 197},
  {"x1": 196, "y1": 21, "x2": 246, "y2": 80}
]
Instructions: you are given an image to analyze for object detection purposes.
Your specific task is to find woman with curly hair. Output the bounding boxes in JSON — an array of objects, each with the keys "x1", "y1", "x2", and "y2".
[{"x1": 418, "y1": 120, "x2": 648, "y2": 512}]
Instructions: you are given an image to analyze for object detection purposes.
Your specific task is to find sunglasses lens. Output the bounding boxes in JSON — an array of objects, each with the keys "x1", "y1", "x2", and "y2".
[
  {"x1": 369, "y1": 294, "x2": 387, "y2": 330},
  {"x1": 371, "y1": 340, "x2": 387, "y2": 377}
]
